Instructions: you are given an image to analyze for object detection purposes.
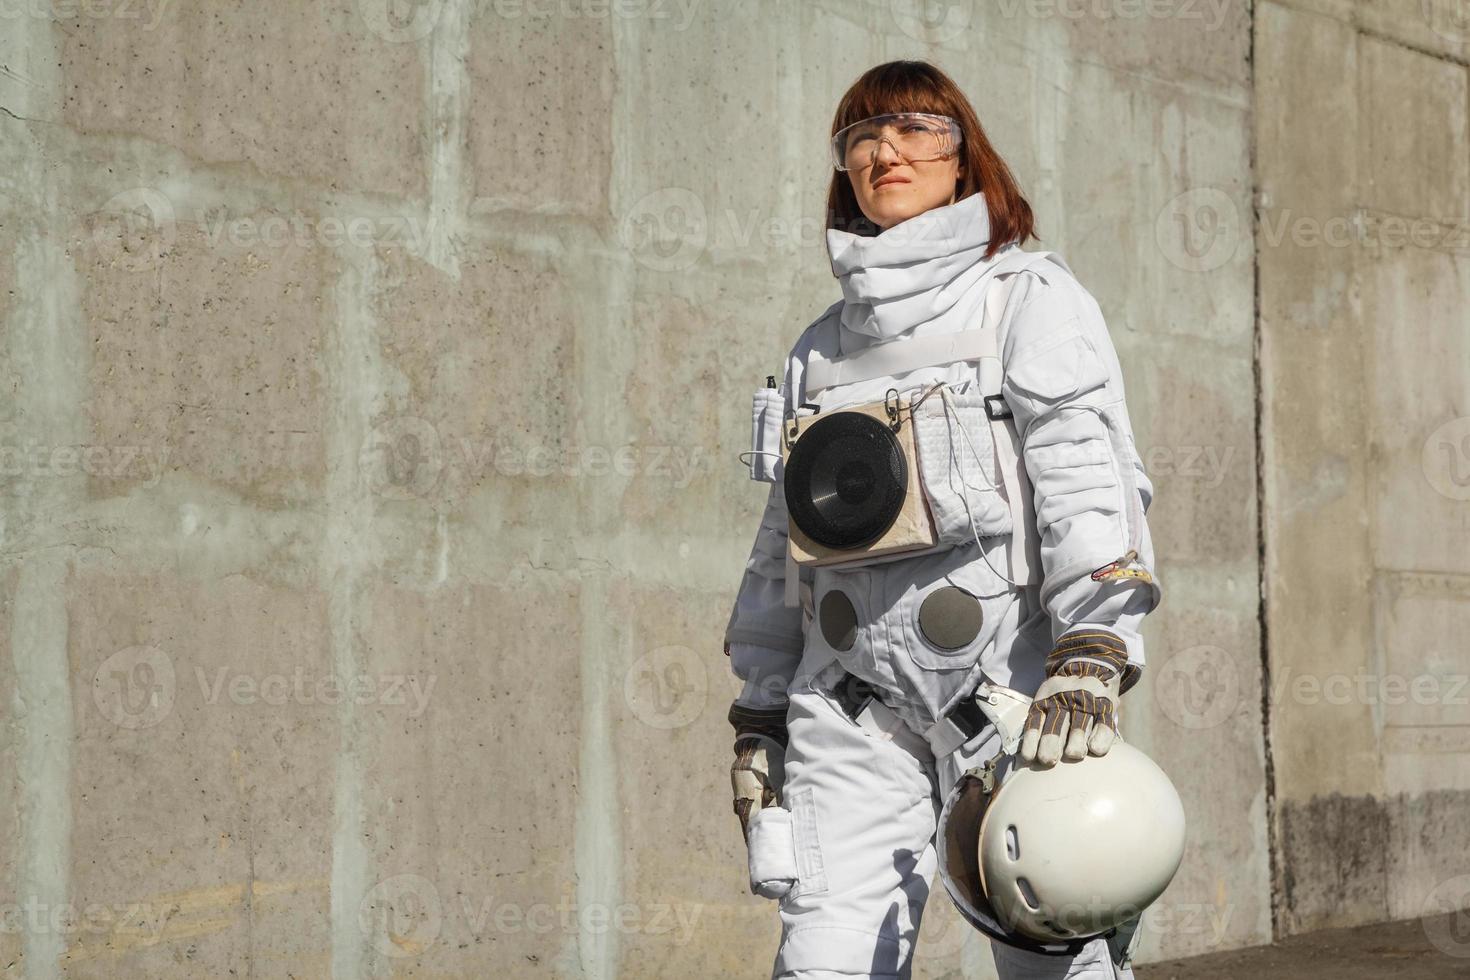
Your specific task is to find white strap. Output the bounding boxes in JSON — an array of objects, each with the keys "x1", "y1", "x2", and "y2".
[
  {"x1": 853, "y1": 695, "x2": 932, "y2": 758},
  {"x1": 805, "y1": 326, "x2": 991, "y2": 393},
  {"x1": 784, "y1": 544, "x2": 799, "y2": 607},
  {"x1": 923, "y1": 713, "x2": 975, "y2": 759}
]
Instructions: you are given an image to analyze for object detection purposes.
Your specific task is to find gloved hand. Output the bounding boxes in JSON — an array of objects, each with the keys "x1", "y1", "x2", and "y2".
[
  {"x1": 728, "y1": 701, "x2": 795, "y2": 899},
  {"x1": 729, "y1": 702, "x2": 788, "y2": 842},
  {"x1": 1019, "y1": 628, "x2": 1142, "y2": 767}
]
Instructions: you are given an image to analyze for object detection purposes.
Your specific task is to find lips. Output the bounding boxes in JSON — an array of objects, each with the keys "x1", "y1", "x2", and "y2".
[{"x1": 874, "y1": 176, "x2": 910, "y2": 188}]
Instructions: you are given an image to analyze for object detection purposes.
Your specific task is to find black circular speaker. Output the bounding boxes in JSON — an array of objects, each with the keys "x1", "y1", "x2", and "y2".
[{"x1": 784, "y1": 411, "x2": 908, "y2": 550}]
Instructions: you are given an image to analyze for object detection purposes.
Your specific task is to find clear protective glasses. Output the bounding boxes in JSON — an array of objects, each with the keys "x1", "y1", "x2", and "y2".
[{"x1": 830, "y1": 112, "x2": 963, "y2": 172}]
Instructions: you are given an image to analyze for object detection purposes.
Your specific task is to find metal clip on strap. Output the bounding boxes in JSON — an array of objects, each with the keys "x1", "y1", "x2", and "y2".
[
  {"x1": 974, "y1": 681, "x2": 1033, "y2": 755},
  {"x1": 921, "y1": 679, "x2": 1034, "y2": 760}
]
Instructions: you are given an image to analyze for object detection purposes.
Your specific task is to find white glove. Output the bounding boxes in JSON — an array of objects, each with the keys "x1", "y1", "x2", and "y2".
[
  {"x1": 729, "y1": 703, "x2": 797, "y2": 900},
  {"x1": 1018, "y1": 629, "x2": 1140, "y2": 767}
]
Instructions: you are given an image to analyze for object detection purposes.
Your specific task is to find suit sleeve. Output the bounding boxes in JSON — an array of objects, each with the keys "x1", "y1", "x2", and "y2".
[
  {"x1": 999, "y1": 278, "x2": 1162, "y2": 679},
  {"x1": 723, "y1": 325, "x2": 816, "y2": 718},
  {"x1": 723, "y1": 473, "x2": 806, "y2": 712}
]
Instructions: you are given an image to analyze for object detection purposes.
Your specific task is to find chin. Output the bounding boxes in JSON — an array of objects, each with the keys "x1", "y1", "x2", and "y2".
[{"x1": 871, "y1": 204, "x2": 924, "y2": 230}]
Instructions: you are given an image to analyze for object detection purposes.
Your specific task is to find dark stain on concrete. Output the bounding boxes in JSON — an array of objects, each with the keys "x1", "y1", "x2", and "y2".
[
  {"x1": 1278, "y1": 792, "x2": 1390, "y2": 933},
  {"x1": 1138, "y1": 910, "x2": 1470, "y2": 980}
]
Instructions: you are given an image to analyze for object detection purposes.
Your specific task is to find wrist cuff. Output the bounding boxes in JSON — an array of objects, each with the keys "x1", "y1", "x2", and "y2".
[{"x1": 729, "y1": 702, "x2": 789, "y2": 747}]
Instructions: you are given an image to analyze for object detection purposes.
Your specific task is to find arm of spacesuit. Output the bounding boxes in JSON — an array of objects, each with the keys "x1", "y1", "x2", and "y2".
[
  {"x1": 1000, "y1": 277, "x2": 1162, "y2": 680},
  {"x1": 723, "y1": 478, "x2": 806, "y2": 716},
  {"x1": 723, "y1": 315, "x2": 833, "y2": 723}
]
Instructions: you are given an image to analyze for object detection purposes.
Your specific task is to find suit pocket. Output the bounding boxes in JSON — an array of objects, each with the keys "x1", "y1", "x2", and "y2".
[
  {"x1": 1003, "y1": 317, "x2": 1110, "y2": 415},
  {"x1": 911, "y1": 389, "x2": 1014, "y2": 545},
  {"x1": 785, "y1": 786, "x2": 828, "y2": 903}
]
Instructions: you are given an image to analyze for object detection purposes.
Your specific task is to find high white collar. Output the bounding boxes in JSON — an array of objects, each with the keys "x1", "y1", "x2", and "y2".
[{"x1": 825, "y1": 191, "x2": 1014, "y2": 345}]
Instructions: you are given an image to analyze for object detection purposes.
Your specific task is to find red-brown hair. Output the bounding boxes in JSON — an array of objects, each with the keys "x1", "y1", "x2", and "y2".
[{"x1": 826, "y1": 60, "x2": 1037, "y2": 261}]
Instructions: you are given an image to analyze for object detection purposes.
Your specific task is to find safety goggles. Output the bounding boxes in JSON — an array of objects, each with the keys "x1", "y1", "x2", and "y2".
[{"x1": 830, "y1": 112, "x2": 962, "y2": 172}]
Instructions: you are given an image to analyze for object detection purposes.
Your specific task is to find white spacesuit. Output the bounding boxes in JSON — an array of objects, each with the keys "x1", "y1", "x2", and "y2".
[{"x1": 723, "y1": 190, "x2": 1162, "y2": 980}]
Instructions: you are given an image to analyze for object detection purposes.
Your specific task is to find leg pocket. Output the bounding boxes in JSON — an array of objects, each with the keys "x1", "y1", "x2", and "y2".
[{"x1": 785, "y1": 786, "x2": 828, "y2": 903}]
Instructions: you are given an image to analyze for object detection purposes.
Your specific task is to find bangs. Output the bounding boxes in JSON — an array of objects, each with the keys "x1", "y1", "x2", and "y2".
[{"x1": 832, "y1": 66, "x2": 955, "y2": 135}]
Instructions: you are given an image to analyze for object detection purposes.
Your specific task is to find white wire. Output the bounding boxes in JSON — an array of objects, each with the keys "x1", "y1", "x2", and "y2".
[{"x1": 938, "y1": 384, "x2": 1020, "y2": 587}]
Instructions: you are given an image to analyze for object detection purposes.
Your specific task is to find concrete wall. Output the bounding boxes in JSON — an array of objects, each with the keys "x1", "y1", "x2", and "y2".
[
  {"x1": 0, "y1": 0, "x2": 1458, "y2": 977},
  {"x1": 1257, "y1": 0, "x2": 1470, "y2": 940}
]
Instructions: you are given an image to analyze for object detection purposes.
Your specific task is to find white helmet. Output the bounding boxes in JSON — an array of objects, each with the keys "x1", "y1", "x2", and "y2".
[{"x1": 937, "y1": 739, "x2": 1187, "y2": 954}]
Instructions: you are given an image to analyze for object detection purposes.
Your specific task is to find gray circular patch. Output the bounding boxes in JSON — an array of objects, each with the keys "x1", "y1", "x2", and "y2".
[
  {"x1": 918, "y1": 586, "x2": 983, "y2": 651},
  {"x1": 819, "y1": 589, "x2": 857, "y2": 652}
]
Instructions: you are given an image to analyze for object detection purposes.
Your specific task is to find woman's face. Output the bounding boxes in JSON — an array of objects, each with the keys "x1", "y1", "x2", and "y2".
[{"x1": 845, "y1": 121, "x2": 965, "y2": 232}]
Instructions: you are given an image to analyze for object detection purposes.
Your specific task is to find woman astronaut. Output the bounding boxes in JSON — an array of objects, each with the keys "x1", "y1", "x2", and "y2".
[{"x1": 722, "y1": 62, "x2": 1173, "y2": 980}]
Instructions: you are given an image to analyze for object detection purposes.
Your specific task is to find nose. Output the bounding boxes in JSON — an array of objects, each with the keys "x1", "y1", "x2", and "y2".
[{"x1": 873, "y1": 134, "x2": 904, "y2": 168}]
